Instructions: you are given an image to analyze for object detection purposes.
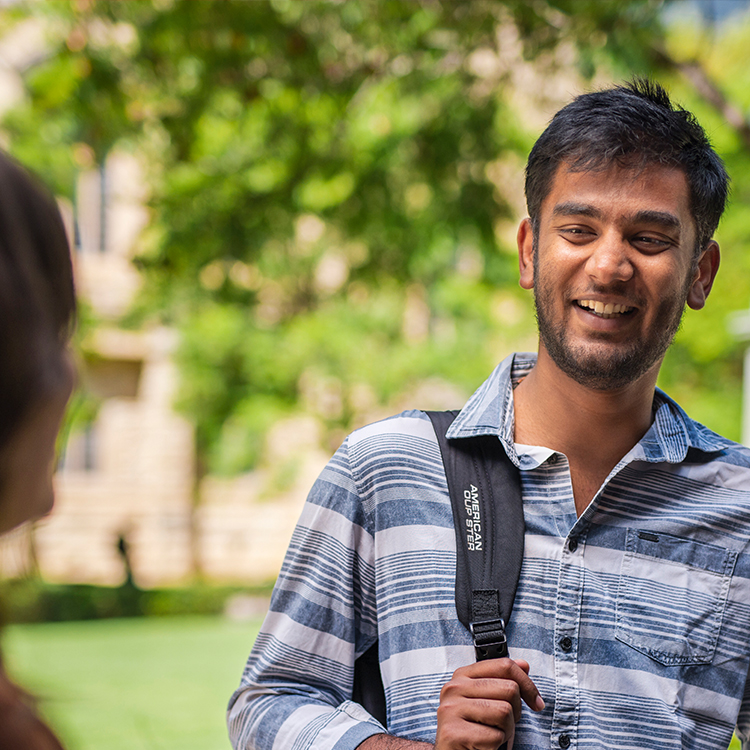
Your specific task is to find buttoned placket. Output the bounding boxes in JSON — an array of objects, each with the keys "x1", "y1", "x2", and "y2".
[
  {"x1": 521, "y1": 447, "x2": 610, "y2": 750},
  {"x1": 545, "y1": 450, "x2": 634, "y2": 750},
  {"x1": 514, "y1": 447, "x2": 584, "y2": 749},
  {"x1": 552, "y1": 516, "x2": 585, "y2": 750}
]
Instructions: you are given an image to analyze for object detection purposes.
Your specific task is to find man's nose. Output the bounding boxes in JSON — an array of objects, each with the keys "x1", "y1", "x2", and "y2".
[{"x1": 584, "y1": 233, "x2": 634, "y2": 284}]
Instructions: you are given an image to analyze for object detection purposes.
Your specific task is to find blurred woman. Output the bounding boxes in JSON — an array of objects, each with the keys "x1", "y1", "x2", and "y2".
[{"x1": 0, "y1": 150, "x2": 77, "y2": 748}]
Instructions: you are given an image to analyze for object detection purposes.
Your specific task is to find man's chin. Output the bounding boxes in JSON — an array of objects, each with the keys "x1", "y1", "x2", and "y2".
[
  {"x1": 543, "y1": 341, "x2": 656, "y2": 391},
  {"x1": 564, "y1": 368, "x2": 642, "y2": 391}
]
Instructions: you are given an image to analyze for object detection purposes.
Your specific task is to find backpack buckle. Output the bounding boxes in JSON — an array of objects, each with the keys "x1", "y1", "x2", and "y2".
[{"x1": 470, "y1": 618, "x2": 508, "y2": 660}]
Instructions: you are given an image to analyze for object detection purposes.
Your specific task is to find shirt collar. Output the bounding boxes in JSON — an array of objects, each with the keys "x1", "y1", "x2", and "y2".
[
  {"x1": 637, "y1": 389, "x2": 735, "y2": 461},
  {"x1": 446, "y1": 351, "x2": 734, "y2": 464}
]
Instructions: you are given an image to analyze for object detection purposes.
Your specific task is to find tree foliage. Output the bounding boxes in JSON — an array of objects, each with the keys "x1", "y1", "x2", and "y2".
[{"x1": 5, "y1": 0, "x2": 749, "y2": 473}]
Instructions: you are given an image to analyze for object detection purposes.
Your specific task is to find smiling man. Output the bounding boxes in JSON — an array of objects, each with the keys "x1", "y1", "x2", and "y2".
[
  {"x1": 229, "y1": 80, "x2": 750, "y2": 750},
  {"x1": 514, "y1": 160, "x2": 720, "y2": 516}
]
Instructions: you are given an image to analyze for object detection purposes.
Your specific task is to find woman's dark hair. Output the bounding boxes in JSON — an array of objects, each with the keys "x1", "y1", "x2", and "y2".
[
  {"x1": 0, "y1": 151, "x2": 76, "y2": 452},
  {"x1": 524, "y1": 78, "x2": 729, "y2": 254}
]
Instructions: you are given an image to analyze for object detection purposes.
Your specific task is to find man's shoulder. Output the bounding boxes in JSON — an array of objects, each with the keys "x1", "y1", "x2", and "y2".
[
  {"x1": 654, "y1": 389, "x2": 750, "y2": 467},
  {"x1": 692, "y1": 430, "x2": 750, "y2": 468},
  {"x1": 347, "y1": 409, "x2": 437, "y2": 449},
  {"x1": 674, "y1": 412, "x2": 750, "y2": 486},
  {"x1": 338, "y1": 411, "x2": 452, "y2": 509}
]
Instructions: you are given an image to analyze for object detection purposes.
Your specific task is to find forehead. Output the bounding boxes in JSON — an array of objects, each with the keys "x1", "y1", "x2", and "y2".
[{"x1": 541, "y1": 162, "x2": 693, "y2": 230}]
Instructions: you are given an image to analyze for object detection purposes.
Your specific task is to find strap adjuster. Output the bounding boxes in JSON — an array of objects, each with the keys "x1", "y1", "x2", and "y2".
[{"x1": 470, "y1": 617, "x2": 508, "y2": 660}]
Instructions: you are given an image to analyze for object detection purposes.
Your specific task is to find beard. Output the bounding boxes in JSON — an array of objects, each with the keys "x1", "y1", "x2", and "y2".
[{"x1": 533, "y1": 261, "x2": 693, "y2": 392}]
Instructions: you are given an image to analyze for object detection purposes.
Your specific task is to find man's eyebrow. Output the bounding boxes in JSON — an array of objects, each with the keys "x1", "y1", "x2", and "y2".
[
  {"x1": 628, "y1": 209, "x2": 681, "y2": 231},
  {"x1": 551, "y1": 201, "x2": 602, "y2": 219}
]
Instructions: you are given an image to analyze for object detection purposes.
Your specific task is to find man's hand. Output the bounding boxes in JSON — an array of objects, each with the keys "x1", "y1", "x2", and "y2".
[
  {"x1": 357, "y1": 658, "x2": 543, "y2": 750},
  {"x1": 434, "y1": 658, "x2": 544, "y2": 750}
]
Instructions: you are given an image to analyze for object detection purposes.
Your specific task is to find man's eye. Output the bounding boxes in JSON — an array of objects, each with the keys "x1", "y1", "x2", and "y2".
[
  {"x1": 561, "y1": 227, "x2": 593, "y2": 239},
  {"x1": 633, "y1": 236, "x2": 671, "y2": 250}
]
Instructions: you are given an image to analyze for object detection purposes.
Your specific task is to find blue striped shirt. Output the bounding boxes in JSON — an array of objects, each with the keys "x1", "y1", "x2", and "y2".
[{"x1": 228, "y1": 352, "x2": 750, "y2": 750}]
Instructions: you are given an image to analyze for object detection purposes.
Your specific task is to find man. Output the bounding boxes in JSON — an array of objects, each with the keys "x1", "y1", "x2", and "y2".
[{"x1": 228, "y1": 79, "x2": 750, "y2": 750}]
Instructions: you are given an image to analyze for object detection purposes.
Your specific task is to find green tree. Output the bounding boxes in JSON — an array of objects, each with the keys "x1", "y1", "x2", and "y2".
[{"x1": 10, "y1": 0, "x2": 743, "y2": 479}]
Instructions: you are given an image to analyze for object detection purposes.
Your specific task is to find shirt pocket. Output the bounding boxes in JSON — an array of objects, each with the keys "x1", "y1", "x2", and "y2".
[{"x1": 615, "y1": 528, "x2": 737, "y2": 666}]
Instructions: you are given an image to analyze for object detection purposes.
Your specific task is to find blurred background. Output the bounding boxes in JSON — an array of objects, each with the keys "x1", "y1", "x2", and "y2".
[{"x1": 1, "y1": 0, "x2": 750, "y2": 748}]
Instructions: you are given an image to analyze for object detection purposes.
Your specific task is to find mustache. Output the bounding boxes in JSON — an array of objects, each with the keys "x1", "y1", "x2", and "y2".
[{"x1": 569, "y1": 283, "x2": 643, "y2": 307}]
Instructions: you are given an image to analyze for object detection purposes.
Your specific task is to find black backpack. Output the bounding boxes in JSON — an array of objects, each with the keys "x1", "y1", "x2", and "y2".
[{"x1": 352, "y1": 410, "x2": 525, "y2": 727}]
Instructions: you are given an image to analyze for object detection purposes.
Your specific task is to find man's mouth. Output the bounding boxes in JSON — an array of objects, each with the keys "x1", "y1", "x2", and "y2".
[{"x1": 577, "y1": 299, "x2": 635, "y2": 319}]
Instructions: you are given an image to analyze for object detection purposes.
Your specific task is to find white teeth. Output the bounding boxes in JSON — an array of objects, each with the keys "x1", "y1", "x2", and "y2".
[{"x1": 578, "y1": 300, "x2": 633, "y2": 318}]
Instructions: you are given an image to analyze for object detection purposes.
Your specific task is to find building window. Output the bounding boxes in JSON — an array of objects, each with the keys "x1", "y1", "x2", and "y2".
[
  {"x1": 59, "y1": 422, "x2": 97, "y2": 473},
  {"x1": 74, "y1": 155, "x2": 109, "y2": 254}
]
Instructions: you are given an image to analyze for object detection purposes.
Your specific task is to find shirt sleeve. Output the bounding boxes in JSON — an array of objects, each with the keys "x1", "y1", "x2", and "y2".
[{"x1": 227, "y1": 437, "x2": 385, "y2": 750}]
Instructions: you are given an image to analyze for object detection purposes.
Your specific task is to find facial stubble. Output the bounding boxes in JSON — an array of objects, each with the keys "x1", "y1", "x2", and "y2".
[{"x1": 532, "y1": 250, "x2": 693, "y2": 391}]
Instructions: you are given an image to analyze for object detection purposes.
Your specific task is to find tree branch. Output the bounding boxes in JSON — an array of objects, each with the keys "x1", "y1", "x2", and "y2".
[{"x1": 653, "y1": 47, "x2": 750, "y2": 150}]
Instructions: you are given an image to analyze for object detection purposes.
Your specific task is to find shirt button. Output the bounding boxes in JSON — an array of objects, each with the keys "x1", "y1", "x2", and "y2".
[
  {"x1": 568, "y1": 539, "x2": 578, "y2": 553},
  {"x1": 560, "y1": 636, "x2": 573, "y2": 652},
  {"x1": 559, "y1": 734, "x2": 571, "y2": 748}
]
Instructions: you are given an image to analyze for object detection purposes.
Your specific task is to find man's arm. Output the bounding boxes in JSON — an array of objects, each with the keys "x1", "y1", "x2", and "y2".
[
  {"x1": 358, "y1": 659, "x2": 544, "y2": 750},
  {"x1": 358, "y1": 737, "x2": 432, "y2": 750},
  {"x1": 228, "y1": 438, "x2": 384, "y2": 750}
]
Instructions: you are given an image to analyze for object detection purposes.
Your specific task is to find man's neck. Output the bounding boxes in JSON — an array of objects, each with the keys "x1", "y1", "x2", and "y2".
[{"x1": 513, "y1": 348, "x2": 660, "y2": 516}]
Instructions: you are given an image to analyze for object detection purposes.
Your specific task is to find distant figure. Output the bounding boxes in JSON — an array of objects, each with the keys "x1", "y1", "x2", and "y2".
[
  {"x1": 115, "y1": 530, "x2": 143, "y2": 617},
  {"x1": 0, "y1": 151, "x2": 76, "y2": 748},
  {"x1": 117, "y1": 532, "x2": 134, "y2": 588}
]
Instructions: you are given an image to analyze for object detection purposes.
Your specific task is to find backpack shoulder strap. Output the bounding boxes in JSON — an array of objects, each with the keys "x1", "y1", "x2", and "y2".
[
  {"x1": 425, "y1": 410, "x2": 524, "y2": 661},
  {"x1": 351, "y1": 409, "x2": 525, "y2": 725}
]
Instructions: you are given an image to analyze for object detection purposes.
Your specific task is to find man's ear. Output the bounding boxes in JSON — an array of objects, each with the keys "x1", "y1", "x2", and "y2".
[
  {"x1": 687, "y1": 240, "x2": 720, "y2": 310},
  {"x1": 517, "y1": 218, "x2": 535, "y2": 290}
]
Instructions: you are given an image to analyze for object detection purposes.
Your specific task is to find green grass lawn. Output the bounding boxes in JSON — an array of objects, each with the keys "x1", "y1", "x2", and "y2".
[
  {"x1": 3, "y1": 615, "x2": 262, "y2": 750},
  {"x1": 2, "y1": 615, "x2": 743, "y2": 750}
]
